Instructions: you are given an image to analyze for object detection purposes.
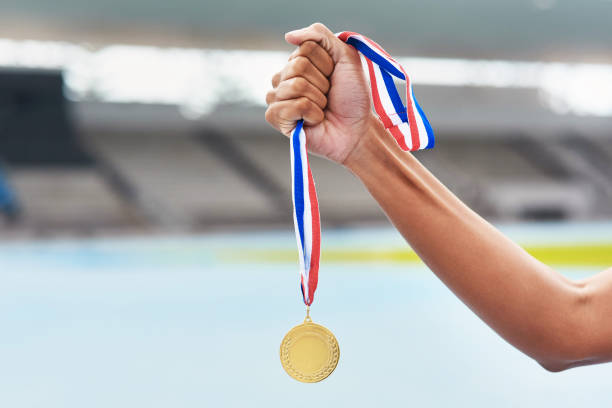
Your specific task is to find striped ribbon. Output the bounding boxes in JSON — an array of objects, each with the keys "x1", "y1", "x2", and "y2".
[{"x1": 291, "y1": 31, "x2": 434, "y2": 306}]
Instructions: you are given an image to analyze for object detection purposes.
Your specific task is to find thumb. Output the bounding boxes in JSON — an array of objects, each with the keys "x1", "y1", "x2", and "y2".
[{"x1": 285, "y1": 23, "x2": 347, "y2": 63}]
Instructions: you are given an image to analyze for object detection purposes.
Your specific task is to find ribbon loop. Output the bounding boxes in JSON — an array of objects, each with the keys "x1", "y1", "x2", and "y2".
[{"x1": 338, "y1": 31, "x2": 435, "y2": 151}]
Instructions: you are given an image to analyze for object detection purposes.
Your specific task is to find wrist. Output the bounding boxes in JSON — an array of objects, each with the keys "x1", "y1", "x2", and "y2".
[{"x1": 342, "y1": 115, "x2": 388, "y2": 174}]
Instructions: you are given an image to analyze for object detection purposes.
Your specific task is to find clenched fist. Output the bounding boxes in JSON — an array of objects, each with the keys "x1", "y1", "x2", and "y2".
[{"x1": 265, "y1": 23, "x2": 377, "y2": 165}]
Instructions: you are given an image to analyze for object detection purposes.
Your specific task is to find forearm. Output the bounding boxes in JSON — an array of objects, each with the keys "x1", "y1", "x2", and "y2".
[{"x1": 344, "y1": 118, "x2": 594, "y2": 370}]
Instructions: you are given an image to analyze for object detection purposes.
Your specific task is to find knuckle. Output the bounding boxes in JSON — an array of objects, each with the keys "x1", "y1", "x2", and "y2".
[
  {"x1": 300, "y1": 40, "x2": 318, "y2": 54},
  {"x1": 291, "y1": 77, "x2": 308, "y2": 93},
  {"x1": 265, "y1": 89, "x2": 275, "y2": 105},
  {"x1": 292, "y1": 56, "x2": 310, "y2": 72},
  {"x1": 296, "y1": 97, "x2": 312, "y2": 112},
  {"x1": 264, "y1": 107, "x2": 274, "y2": 124}
]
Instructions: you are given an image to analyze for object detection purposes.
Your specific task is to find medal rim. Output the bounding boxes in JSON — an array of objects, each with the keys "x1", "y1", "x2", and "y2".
[{"x1": 280, "y1": 320, "x2": 340, "y2": 383}]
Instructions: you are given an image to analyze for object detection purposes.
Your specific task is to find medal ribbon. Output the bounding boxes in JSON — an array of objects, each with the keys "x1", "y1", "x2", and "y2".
[{"x1": 291, "y1": 31, "x2": 435, "y2": 306}]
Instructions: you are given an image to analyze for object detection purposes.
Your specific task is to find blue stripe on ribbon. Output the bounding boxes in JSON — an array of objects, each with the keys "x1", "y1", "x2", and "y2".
[
  {"x1": 380, "y1": 67, "x2": 408, "y2": 123},
  {"x1": 414, "y1": 96, "x2": 435, "y2": 149},
  {"x1": 292, "y1": 120, "x2": 306, "y2": 254},
  {"x1": 345, "y1": 33, "x2": 436, "y2": 151},
  {"x1": 345, "y1": 37, "x2": 406, "y2": 80}
]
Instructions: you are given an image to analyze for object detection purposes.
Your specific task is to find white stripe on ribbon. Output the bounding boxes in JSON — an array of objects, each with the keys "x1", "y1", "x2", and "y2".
[
  {"x1": 289, "y1": 128, "x2": 306, "y2": 279},
  {"x1": 371, "y1": 63, "x2": 404, "y2": 128}
]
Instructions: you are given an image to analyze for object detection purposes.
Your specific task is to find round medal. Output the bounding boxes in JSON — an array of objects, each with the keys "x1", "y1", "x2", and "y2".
[{"x1": 280, "y1": 314, "x2": 340, "y2": 383}]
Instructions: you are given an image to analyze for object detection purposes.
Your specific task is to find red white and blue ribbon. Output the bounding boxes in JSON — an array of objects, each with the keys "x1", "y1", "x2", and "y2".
[
  {"x1": 338, "y1": 31, "x2": 434, "y2": 150},
  {"x1": 290, "y1": 31, "x2": 434, "y2": 306},
  {"x1": 291, "y1": 119, "x2": 321, "y2": 306}
]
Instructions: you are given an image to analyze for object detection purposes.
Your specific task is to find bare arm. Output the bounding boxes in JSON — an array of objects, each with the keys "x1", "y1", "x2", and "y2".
[
  {"x1": 344, "y1": 117, "x2": 612, "y2": 371},
  {"x1": 265, "y1": 23, "x2": 612, "y2": 371}
]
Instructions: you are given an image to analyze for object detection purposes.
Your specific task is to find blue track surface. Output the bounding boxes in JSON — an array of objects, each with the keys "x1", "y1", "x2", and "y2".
[{"x1": 0, "y1": 223, "x2": 611, "y2": 407}]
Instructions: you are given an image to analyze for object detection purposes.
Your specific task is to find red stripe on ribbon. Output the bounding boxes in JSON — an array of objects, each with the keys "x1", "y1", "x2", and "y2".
[
  {"x1": 365, "y1": 59, "x2": 394, "y2": 129},
  {"x1": 389, "y1": 125, "x2": 410, "y2": 151},
  {"x1": 306, "y1": 157, "x2": 320, "y2": 306},
  {"x1": 399, "y1": 66, "x2": 420, "y2": 150}
]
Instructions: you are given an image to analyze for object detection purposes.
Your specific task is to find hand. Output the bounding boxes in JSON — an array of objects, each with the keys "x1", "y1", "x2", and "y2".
[{"x1": 265, "y1": 23, "x2": 376, "y2": 165}]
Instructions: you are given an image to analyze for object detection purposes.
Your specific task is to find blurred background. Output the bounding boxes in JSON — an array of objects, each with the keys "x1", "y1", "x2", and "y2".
[{"x1": 1, "y1": 1, "x2": 612, "y2": 407}]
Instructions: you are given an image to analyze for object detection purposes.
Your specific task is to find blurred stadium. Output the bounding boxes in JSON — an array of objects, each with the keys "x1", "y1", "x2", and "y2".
[
  {"x1": 1, "y1": 0, "x2": 612, "y2": 233},
  {"x1": 1, "y1": 1, "x2": 612, "y2": 407}
]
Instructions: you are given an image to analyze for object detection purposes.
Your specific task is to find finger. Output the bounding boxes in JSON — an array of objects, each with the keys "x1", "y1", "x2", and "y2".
[
  {"x1": 265, "y1": 98, "x2": 325, "y2": 135},
  {"x1": 280, "y1": 56, "x2": 330, "y2": 94},
  {"x1": 289, "y1": 41, "x2": 334, "y2": 77},
  {"x1": 285, "y1": 22, "x2": 347, "y2": 63},
  {"x1": 271, "y1": 72, "x2": 281, "y2": 88},
  {"x1": 266, "y1": 77, "x2": 327, "y2": 109}
]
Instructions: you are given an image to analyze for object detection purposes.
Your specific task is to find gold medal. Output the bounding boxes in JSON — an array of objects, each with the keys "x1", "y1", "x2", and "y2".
[{"x1": 280, "y1": 307, "x2": 340, "y2": 383}]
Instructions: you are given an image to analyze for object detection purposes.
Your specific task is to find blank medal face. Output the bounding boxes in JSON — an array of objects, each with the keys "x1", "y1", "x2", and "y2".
[{"x1": 280, "y1": 321, "x2": 340, "y2": 383}]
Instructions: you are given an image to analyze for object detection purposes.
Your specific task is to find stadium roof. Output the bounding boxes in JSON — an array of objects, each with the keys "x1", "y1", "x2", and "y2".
[{"x1": 0, "y1": 0, "x2": 611, "y2": 62}]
